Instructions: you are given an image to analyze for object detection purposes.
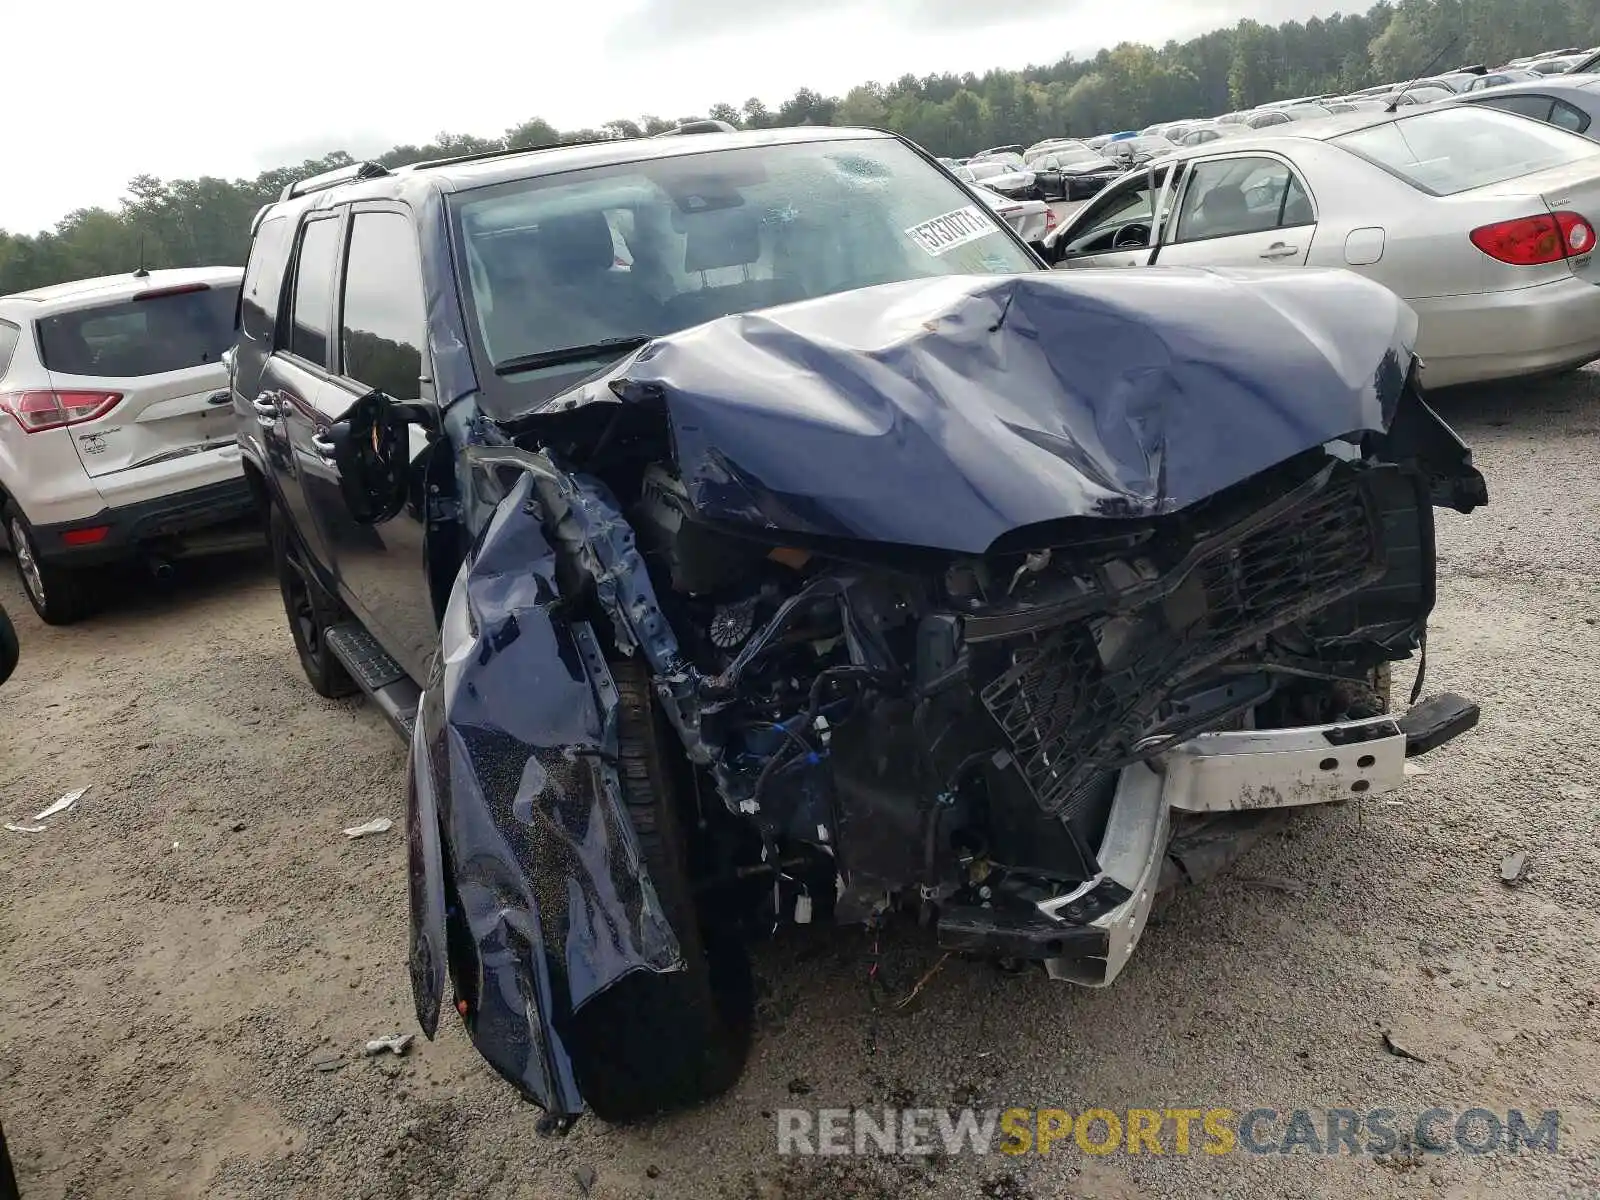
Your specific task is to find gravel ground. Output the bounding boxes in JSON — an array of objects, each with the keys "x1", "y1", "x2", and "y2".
[{"x1": 2, "y1": 368, "x2": 1598, "y2": 1200}]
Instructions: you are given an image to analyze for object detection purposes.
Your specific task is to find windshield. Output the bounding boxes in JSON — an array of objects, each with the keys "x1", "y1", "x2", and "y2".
[
  {"x1": 1333, "y1": 106, "x2": 1600, "y2": 195},
  {"x1": 452, "y1": 137, "x2": 1037, "y2": 405}
]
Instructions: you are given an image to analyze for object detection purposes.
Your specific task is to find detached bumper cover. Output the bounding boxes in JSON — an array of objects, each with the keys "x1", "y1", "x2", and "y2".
[{"x1": 940, "y1": 694, "x2": 1478, "y2": 986}]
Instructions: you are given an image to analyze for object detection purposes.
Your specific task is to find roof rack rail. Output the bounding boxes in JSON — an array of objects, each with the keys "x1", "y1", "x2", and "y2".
[
  {"x1": 394, "y1": 134, "x2": 627, "y2": 174},
  {"x1": 653, "y1": 119, "x2": 738, "y2": 137},
  {"x1": 280, "y1": 161, "x2": 391, "y2": 202}
]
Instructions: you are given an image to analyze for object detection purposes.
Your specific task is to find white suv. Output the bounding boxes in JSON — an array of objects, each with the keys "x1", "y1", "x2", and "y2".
[{"x1": 0, "y1": 267, "x2": 254, "y2": 623}]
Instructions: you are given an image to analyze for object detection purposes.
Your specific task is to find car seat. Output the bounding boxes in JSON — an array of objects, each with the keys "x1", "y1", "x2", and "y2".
[
  {"x1": 532, "y1": 210, "x2": 663, "y2": 346},
  {"x1": 663, "y1": 206, "x2": 803, "y2": 330}
]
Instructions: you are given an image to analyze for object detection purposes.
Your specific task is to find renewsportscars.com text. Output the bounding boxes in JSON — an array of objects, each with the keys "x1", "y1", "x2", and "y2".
[{"x1": 775, "y1": 1107, "x2": 1561, "y2": 1157}]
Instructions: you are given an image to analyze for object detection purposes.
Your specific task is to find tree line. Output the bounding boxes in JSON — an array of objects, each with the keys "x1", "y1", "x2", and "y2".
[{"x1": 2, "y1": 0, "x2": 1595, "y2": 295}]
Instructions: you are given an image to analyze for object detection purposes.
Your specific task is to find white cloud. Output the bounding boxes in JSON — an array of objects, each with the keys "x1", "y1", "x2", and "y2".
[{"x1": 2, "y1": 0, "x2": 1350, "y2": 235}]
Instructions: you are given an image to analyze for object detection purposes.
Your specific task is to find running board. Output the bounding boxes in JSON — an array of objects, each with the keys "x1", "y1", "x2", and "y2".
[{"x1": 325, "y1": 623, "x2": 420, "y2": 741}]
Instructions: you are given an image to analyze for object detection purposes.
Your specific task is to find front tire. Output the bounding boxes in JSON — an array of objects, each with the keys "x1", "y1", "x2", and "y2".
[
  {"x1": 567, "y1": 655, "x2": 753, "y2": 1122},
  {"x1": 270, "y1": 506, "x2": 357, "y2": 699},
  {"x1": 5, "y1": 505, "x2": 97, "y2": 625}
]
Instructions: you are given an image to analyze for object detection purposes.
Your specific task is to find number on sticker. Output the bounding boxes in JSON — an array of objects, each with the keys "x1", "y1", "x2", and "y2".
[{"x1": 905, "y1": 206, "x2": 995, "y2": 256}]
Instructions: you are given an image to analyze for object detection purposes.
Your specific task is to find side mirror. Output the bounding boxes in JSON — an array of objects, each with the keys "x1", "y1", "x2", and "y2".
[
  {"x1": 1031, "y1": 240, "x2": 1066, "y2": 266},
  {"x1": 1034, "y1": 230, "x2": 1067, "y2": 266},
  {"x1": 328, "y1": 390, "x2": 414, "y2": 525}
]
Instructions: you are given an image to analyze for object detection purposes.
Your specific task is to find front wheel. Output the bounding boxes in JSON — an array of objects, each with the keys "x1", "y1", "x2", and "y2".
[
  {"x1": 566, "y1": 655, "x2": 752, "y2": 1122},
  {"x1": 270, "y1": 506, "x2": 357, "y2": 699},
  {"x1": 5, "y1": 506, "x2": 97, "y2": 625}
]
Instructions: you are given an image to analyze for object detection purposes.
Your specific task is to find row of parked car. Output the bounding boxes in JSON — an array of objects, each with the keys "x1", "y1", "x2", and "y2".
[{"x1": 947, "y1": 45, "x2": 1600, "y2": 206}]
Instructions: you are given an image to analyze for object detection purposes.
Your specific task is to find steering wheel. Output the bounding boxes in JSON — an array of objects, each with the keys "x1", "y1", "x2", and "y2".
[{"x1": 1112, "y1": 222, "x2": 1151, "y2": 250}]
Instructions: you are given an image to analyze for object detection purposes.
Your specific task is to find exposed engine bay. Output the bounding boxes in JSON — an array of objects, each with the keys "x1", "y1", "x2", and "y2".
[{"x1": 519, "y1": 425, "x2": 1452, "y2": 973}]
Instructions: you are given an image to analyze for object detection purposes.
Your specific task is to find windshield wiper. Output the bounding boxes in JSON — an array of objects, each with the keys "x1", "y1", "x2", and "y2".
[{"x1": 494, "y1": 336, "x2": 652, "y2": 376}]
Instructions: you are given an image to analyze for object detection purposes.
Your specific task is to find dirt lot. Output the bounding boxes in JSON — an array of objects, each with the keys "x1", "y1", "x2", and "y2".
[{"x1": 2, "y1": 370, "x2": 1599, "y2": 1200}]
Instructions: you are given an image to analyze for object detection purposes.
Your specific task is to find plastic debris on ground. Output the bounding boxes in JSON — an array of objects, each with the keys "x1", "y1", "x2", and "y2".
[
  {"x1": 342, "y1": 817, "x2": 393, "y2": 839},
  {"x1": 363, "y1": 1034, "x2": 414, "y2": 1057},
  {"x1": 1239, "y1": 876, "x2": 1308, "y2": 896},
  {"x1": 34, "y1": 786, "x2": 88, "y2": 822},
  {"x1": 1381, "y1": 1030, "x2": 1428, "y2": 1063},
  {"x1": 1500, "y1": 851, "x2": 1529, "y2": 885},
  {"x1": 7, "y1": 785, "x2": 89, "y2": 833}
]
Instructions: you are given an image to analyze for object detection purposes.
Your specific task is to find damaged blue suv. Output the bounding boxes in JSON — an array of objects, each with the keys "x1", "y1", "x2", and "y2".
[{"x1": 231, "y1": 125, "x2": 1487, "y2": 1125}]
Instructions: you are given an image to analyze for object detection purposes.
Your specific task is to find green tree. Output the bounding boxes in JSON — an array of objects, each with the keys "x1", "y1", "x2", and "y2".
[
  {"x1": 505, "y1": 118, "x2": 559, "y2": 150},
  {"x1": 837, "y1": 84, "x2": 889, "y2": 127}
]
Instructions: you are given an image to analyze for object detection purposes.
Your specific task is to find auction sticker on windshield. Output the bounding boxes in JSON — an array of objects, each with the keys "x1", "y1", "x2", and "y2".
[{"x1": 905, "y1": 206, "x2": 995, "y2": 256}]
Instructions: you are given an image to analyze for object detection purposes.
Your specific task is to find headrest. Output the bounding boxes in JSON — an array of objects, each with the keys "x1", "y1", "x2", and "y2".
[
  {"x1": 683, "y1": 207, "x2": 762, "y2": 273},
  {"x1": 537, "y1": 210, "x2": 616, "y2": 275},
  {"x1": 1201, "y1": 187, "x2": 1249, "y2": 221}
]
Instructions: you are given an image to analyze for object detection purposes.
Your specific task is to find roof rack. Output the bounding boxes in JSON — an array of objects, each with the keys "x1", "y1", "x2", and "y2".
[
  {"x1": 281, "y1": 160, "x2": 391, "y2": 202},
  {"x1": 653, "y1": 119, "x2": 738, "y2": 137},
  {"x1": 396, "y1": 137, "x2": 614, "y2": 174}
]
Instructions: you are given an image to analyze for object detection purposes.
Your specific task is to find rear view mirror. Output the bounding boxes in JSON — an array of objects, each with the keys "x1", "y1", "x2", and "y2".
[{"x1": 329, "y1": 390, "x2": 410, "y2": 525}]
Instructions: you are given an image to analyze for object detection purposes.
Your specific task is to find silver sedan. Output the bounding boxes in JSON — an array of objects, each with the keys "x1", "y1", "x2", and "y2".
[{"x1": 1045, "y1": 104, "x2": 1600, "y2": 388}]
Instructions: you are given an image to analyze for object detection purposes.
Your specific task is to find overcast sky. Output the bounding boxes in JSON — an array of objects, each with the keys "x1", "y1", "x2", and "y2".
[{"x1": 3, "y1": 0, "x2": 1346, "y2": 235}]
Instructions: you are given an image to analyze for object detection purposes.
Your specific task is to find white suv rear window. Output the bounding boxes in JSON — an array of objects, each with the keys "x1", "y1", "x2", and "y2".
[{"x1": 37, "y1": 286, "x2": 239, "y2": 378}]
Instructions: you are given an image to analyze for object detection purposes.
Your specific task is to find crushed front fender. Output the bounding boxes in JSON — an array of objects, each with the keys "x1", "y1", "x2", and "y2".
[{"x1": 406, "y1": 471, "x2": 681, "y2": 1117}]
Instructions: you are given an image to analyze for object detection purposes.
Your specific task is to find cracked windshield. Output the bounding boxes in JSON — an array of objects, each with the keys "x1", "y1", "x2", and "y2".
[{"x1": 452, "y1": 137, "x2": 1035, "y2": 382}]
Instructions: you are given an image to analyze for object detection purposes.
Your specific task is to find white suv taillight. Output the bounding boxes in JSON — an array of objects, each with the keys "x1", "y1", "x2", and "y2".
[{"x1": 0, "y1": 389, "x2": 122, "y2": 433}]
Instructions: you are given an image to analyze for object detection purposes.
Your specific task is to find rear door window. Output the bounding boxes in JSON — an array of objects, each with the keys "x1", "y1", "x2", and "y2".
[
  {"x1": 36, "y1": 286, "x2": 239, "y2": 378},
  {"x1": 0, "y1": 321, "x2": 18, "y2": 379},
  {"x1": 239, "y1": 215, "x2": 292, "y2": 343},
  {"x1": 285, "y1": 216, "x2": 342, "y2": 367},
  {"x1": 1174, "y1": 157, "x2": 1313, "y2": 242},
  {"x1": 339, "y1": 211, "x2": 427, "y2": 401}
]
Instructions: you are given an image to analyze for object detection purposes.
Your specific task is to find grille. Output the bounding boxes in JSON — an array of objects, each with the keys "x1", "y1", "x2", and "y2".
[{"x1": 979, "y1": 469, "x2": 1385, "y2": 817}]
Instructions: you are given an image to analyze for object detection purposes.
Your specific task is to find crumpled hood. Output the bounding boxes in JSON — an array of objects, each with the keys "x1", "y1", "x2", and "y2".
[{"x1": 573, "y1": 269, "x2": 1418, "y2": 554}]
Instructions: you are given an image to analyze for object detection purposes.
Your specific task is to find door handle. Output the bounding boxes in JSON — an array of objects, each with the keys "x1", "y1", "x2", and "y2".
[
  {"x1": 1260, "y1": 243, "x2": 1300, "y2": 260},
  {"x1": 252, "y1": 392, "x2": 280, "y2": 426},
  {"x1": 311, "y1": 432, "x2": 338, "y2": 462}
]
